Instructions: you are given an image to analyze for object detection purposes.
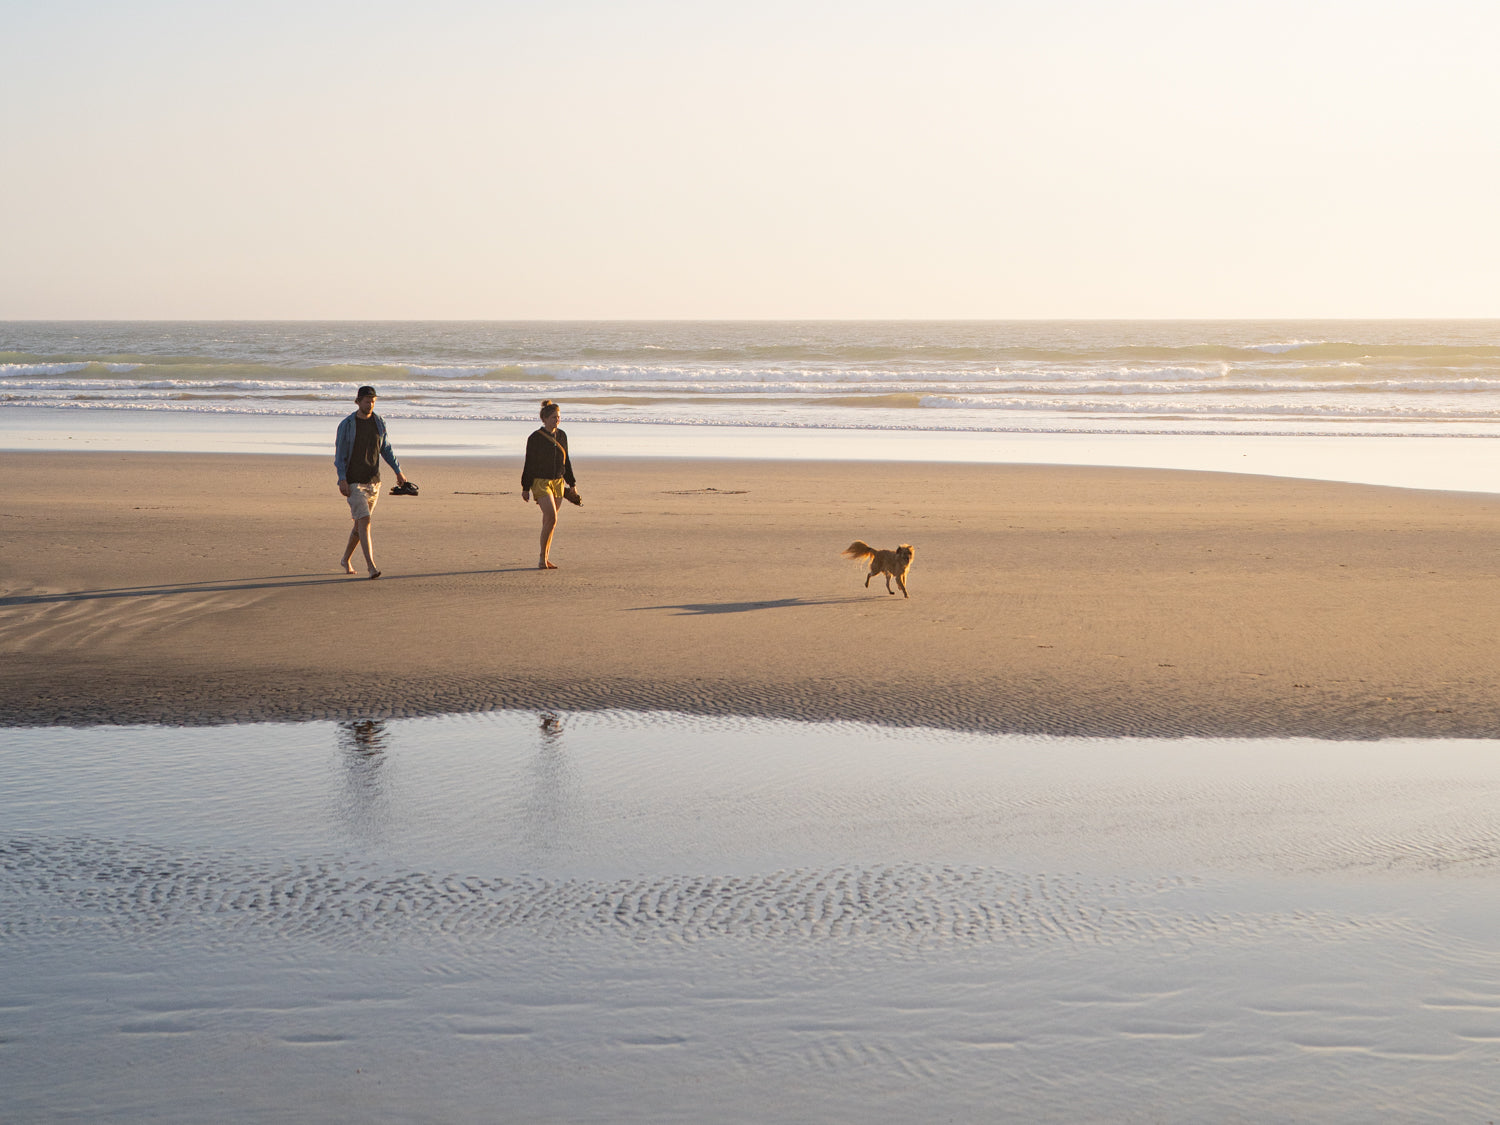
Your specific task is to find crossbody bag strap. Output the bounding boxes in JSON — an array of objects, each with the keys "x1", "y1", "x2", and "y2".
[{"x1": 538, "y1": 428, "x2": 567, "y2": 464}]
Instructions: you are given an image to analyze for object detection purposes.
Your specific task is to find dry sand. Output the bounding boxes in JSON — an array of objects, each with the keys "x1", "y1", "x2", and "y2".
[{"x1": 4, "y1": 449, "x2": 1500, "y2": 736}]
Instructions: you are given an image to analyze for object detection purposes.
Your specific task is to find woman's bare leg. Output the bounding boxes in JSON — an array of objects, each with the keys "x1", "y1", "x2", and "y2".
[{"x1": 537, "y1": 494, "x2": 560, "y2": 568}]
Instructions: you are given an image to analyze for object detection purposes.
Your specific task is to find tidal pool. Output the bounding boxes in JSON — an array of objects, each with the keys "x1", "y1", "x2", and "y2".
[{"x1": 4, "y1": 711, "x2": 1500, "y2": 1122}]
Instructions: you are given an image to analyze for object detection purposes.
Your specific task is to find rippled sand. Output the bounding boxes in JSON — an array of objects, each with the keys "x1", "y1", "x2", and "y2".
[{"x1": 4, "y1": 712, "x2": 1500, "y2": 1121}]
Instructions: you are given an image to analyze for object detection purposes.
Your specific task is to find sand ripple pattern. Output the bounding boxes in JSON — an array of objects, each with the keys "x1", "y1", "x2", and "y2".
[
  {"x1": 0, "y1": 583, "x2": 264, "y2": 655},
  {"x1": 0, "y1": 836, "x2": 1405, "y2": 949}
]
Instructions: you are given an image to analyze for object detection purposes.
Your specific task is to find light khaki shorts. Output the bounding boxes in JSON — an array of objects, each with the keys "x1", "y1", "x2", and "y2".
[
  {"x1": 530, "y1": 477, "x2": 565, "y2": 504},
  {"x1": 346, "y1": 480, "x2": 381, "y2": 521}
]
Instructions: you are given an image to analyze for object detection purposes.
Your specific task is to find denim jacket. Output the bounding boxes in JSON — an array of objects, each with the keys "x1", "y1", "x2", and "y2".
[{"x1": 335, "y1": 411, "x2": 402, "y2": 483}]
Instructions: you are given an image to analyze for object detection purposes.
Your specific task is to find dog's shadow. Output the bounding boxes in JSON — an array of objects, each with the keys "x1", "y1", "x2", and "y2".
[{"x1": 629, "y1": 596, "x2": 868, "y2": 616}]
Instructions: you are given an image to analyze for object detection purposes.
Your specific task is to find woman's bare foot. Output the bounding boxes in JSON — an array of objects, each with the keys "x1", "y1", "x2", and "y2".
[
  {"x1": 368, "y1": 568, "x2": 382, "y2": 579},
  {"x1": 538, "y1": 561, "x2": 558, "y2": 569},
  {"x1": 340, "y1": 558, "x2": 356, "y2": 575}
]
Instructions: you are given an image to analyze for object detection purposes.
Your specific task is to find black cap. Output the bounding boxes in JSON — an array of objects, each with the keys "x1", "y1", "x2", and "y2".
[{"x1": 356, "y1": 385, "x2": 377, "y2": 399}]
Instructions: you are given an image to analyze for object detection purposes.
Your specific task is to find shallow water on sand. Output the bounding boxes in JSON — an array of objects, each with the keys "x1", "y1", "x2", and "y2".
[
  {"x1": 4, "y1": 711, "x2": 1500, "y2": 1122},
  {"x1": 7, "y1": 406, "x2": 1500, "y2": 494}
]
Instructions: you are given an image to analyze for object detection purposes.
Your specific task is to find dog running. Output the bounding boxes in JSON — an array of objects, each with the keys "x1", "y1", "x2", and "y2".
[{"x1": 842, "y1": 541, "x2": 915, "y2": 598}]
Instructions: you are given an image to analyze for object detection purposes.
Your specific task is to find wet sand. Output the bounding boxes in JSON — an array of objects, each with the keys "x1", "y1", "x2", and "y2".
[
  {"x1": 7, "y1": 712, "x2": 1500, "y2": 1121},
  {"x1": 5, "y1": 450, "x2": 1500, "y2": 736}
]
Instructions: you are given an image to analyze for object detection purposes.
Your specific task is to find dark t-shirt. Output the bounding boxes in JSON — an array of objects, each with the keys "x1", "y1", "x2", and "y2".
[{"x1": 346, "y1": 415, "x2": 382, "y2": 484}]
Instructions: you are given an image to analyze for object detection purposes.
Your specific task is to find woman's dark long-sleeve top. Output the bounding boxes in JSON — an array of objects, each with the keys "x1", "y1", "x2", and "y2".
[{"x1": 521, "y1": 427, "x2": 576, "y2": 490}]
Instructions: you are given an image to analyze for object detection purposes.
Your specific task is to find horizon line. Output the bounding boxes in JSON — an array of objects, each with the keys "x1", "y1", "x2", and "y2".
[{"x1": 4, "y1": 315, "x2": 1500, "y2": 325}]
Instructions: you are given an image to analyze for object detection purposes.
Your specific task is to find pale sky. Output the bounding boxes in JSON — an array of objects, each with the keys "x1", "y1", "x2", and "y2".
[{"x1": 3, "y1": 0, "x2": 1498, "y2": 319}]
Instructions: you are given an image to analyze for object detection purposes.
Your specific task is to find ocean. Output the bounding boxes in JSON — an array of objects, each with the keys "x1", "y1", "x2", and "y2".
[
  {"x1": 8, "y1": 319, "x2": 1500, "y2": 434},
  {"x1": 6, "y1": 320, "x2": 1500, "y2": 490}
]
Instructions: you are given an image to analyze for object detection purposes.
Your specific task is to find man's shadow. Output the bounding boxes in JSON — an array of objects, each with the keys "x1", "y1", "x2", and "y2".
[
  {"x1": 334, "y1": 718, "x2": 395, "y2": 845},
  {"x1": 0, "y1": 569, "x2": 539, "y2": 606}
]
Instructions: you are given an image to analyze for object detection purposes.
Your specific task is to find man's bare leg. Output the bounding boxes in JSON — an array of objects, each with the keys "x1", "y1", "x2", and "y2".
[
  {"x1": 340, "y1": 527, "x2": 359, "y2": 574},
  {"x1": 352, "y1": 516, "x2": 378, "y2": 577}
]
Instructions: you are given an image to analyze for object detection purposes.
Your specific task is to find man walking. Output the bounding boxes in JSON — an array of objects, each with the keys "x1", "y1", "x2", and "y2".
[{"x1": 335, "y1": 385, "x2": 409, "y2": 579}]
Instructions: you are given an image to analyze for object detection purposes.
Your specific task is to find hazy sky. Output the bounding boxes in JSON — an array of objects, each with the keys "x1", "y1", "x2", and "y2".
[{"x1": 4, "y1": 0, "x2": 1498, "y2": 319}]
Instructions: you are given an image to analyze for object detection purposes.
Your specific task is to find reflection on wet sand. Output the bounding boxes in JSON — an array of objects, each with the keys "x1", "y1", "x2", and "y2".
[
  {"x1": 521, "y1": 712, "x2": 579, "y2": 866},
  {"x1": 335, "y1": 719, "x2": 393, "y2": 844}
]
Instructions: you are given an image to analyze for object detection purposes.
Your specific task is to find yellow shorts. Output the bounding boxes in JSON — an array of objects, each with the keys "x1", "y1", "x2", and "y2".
[{"x1": 530, "y1": 477, "x2": 565, "y2": 503}]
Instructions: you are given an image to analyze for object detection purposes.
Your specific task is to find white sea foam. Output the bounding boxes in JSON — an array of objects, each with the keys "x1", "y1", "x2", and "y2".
[{"x1": 1251, "y1": 339, "x2": 1321, "y2": 354}]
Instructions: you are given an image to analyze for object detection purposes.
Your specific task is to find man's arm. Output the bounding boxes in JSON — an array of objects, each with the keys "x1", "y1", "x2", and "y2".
[
  {"x1": 378, "y1": 420, "x2": 406, "y2": 485},
  {"x1": 334, "y1": 416, "x2": 351, "y2": 493},
  {"x1": 334, "y1": 414, "x2": 351, "y2": 486}
]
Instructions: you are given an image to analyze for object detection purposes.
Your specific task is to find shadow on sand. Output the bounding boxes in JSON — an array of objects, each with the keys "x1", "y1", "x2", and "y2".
[
  {"x1": 0, "y1": 569, "x2": 537, "y2": 606},
  {"x1": 628, "y1": 596, "x2": 868, "y2": 616}
]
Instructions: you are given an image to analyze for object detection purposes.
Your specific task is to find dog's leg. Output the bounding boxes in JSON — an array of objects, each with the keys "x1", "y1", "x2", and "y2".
[
  {"x1": 865, "y1": 570, "x2": 873, "y2": 588},
  {"x1": 885, "y1": 573, "x2": 896, "y2": 594},
  {"x1": 897, "y1": 573, "x2": 908, "y2": 598}
]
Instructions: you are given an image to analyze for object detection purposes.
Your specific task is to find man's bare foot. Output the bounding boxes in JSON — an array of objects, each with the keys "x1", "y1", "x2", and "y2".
[
  {"x1": 340, "y1": 559, "x2": 356, "y2": 575},
  {"x1": 539, "y1": 561, "x2": 558, "y2": 569},
  {"x1": 368, "y1": 568, "x2": 382, "y2": 579}
]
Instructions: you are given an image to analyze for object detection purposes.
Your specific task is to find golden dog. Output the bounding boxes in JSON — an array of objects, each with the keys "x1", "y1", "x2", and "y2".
[{"x1": 842, "y1": 541, "x2": 914, "y2": 598}]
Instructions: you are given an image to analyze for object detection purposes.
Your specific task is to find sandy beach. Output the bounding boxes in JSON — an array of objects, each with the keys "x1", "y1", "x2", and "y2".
[
  {"x1": 4, "y1": 449, "x2": 1500, "y2": 737},
  {"x1": 10, "y1": 451, "x2": 1500, "y2": 1121}
]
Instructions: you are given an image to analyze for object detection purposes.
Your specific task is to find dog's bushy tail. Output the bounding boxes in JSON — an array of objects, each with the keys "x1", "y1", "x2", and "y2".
[{"x1": 842, "y1": 540, "x2": 875, "y2": 561}]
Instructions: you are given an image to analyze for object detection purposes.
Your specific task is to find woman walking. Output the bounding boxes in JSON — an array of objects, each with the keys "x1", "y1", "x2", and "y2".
[{"x1": 521, "y1": 400, "x2": 579, "y2": 569}]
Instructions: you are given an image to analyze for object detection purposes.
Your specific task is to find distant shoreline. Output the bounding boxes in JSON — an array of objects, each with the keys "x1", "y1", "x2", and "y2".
[{"x1": 4, "y1": 404, "x2": 1500, "y2": 494}]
